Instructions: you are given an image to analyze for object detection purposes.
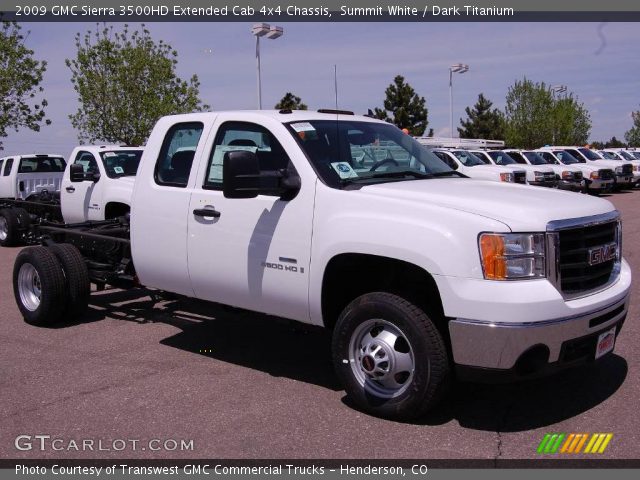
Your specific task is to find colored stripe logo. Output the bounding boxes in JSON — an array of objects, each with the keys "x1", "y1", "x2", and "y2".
[{"x1": 537, "y1": 433, "x2": 613, "y2": 454}]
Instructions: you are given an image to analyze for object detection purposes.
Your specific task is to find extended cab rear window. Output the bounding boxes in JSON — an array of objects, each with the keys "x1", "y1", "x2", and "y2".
[
  {"x1": 18, "y1": 156, "x2": 66, "y2": 173},
  {"x1": 3, "y1": 158, "x2": 13, "y2": 176},
  {"x1": 155, "y1": 122, "x2": 203, "y2": 188}
]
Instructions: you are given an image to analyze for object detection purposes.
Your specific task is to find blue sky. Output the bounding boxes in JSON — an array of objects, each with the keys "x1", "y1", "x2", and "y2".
[{"x1": 2, "y1": 21, "x2": 639, "y2": 156}]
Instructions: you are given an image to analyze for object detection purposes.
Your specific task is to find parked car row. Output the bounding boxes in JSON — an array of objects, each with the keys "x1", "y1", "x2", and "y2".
[{"x1": 414, "y1": 137, "x2": 638, "y2": 194}]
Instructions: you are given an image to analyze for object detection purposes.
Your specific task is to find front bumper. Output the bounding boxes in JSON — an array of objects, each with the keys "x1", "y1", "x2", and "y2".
[
  {"x1": 529, "y1": 179, "x2": 558, "y2": 188},
  {"x1": 557, "y1": 180, "x2": 584, "y2": 191},
  {"x1": 586, "y1": 178, "x2": 614, "y2": 191},
  {"x1": 441, "y1": 259, "x2": 631, "y2": 374},
  {"x1": 615, "y1": 175, "x2": 633, "y2": 187}
]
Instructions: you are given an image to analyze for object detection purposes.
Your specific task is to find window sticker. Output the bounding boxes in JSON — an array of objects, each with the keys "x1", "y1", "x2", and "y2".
[
  {"x1": 113, "y1": 166, "x2": 124, "y2": 174},
  {"x1": 331, "y1": 162, "x2": 358, "y2": 179},
  {"x1": 290, "y1": 122, "x2": 315, "y2": 133},
  {"x1": 103, "y1": 152, "x2": 117, "y2": 157}
]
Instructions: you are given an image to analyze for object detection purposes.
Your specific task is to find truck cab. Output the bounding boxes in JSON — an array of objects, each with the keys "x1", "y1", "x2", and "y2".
[
  {"x1": 0, "y1": 154, "x2": 66, "y2": 200},
  {"x1": 61, "y1": 146, "x2": 143, "y2": 223}
]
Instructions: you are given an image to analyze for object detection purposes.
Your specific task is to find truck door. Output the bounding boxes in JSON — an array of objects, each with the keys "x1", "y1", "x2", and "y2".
[
  {"x1": 129, "y1": 121, "x2": 208, "y2": 297},
  {"x1": 186, "y1": 120, "x2": 314, "y2": 322},
  {"x1": 61, "y1": 151, "x2": 104, "y2": 223}
]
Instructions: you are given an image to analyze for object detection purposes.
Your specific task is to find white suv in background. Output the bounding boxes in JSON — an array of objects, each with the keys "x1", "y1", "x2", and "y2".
[
  {"x1": 551, "y1": 146, "x2": 634, "y2": 190},
  {"x1": 599, "y1": 149, "x2": 640, "y2": 186},
  {"x1": 431, "y1": 149, "x2": 527, "y2": 184},
  {"x1": 502, "y1": 150, "x2": 557, "y2": 188},
  {"x1": 536, "y1": 148, "x2": 614, "y2": 194}
]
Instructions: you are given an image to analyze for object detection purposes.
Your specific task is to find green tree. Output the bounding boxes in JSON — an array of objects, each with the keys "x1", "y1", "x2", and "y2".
[
  {"x1": 552, "y1": 95, "x2": 591, "y2": 145},
  {"x1": 458, "y1": 93, "x2": 504, "y2": 140},
  {"x1": 66, "y1": 24, "x2": 209, "y2": 146},
  {"x1": 591, "y1": 136, "x2": 626, "y2": 150},
  {"x1": 625, "y1": 108, "x2": 640, "y2": 146},
  {"x1": 373, "y1": 75, "x2": 428, "y2": 136},
  {"x1": 0, "y1": 21, "x2": 50, "y2": 150},
  {"x1": 504, "y1": 78, "x2": 554, "y2": 148},
  {"x1": 275, "y1": 92, "x2": 307, "y2": 110}
]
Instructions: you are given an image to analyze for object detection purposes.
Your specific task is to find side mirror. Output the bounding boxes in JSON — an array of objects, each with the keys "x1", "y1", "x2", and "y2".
[
  {"x1": 223, "y1": 150, "x2": 261, "y2": 199},
  {"x1": 69, "y1": 164, "x2": 86, "y2": 182},
  {"x1": 70, "y1": 164, "x2": 100, "y2": 183}
]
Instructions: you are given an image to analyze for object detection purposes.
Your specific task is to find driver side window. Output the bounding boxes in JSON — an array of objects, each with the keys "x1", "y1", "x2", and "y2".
[
  {"x1": 74, "y1": 151, "x2": 99, "y2": 174},
  {"x1": 434, "y1": 152, "x2": 458, "y2": 170},
  {"x1": 204, "y1": 121, "x2": 291, "y2": 191}
]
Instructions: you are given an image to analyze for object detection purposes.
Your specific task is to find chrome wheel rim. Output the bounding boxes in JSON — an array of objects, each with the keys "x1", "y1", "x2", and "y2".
[
  {"x1": 18, "y1": 263, "x2": 42, "y2": 312},
  {"x1": 349, "y1": 319, "x2": 415, "y2": 399},
  {"x1": 0, "y1": 217, "x2": 7, "y2": 241}
]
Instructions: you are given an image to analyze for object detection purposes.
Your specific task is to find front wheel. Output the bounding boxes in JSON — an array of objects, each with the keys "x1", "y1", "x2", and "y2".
[{"x1": 332, "y1": 292, "x2": 450, "y2": 420}]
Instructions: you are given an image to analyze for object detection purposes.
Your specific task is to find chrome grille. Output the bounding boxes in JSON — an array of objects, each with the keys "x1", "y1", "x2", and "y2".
[
  {"x1": 548, "y1": 214, "x2": 620, "y2": 297},
  {"x1": 543, "y1": 172, "x2": 556, "y2": 182},
  {"x1": 514, "y1": 171, "x2": 527, "y2": 184},
  {"x1": 599, "y1": 169, "x2": 614, "y2": 180},
  {"x1": 615, "y1": 164, "x2": 632, "y2": 176},
  {"x1": 573, "y1": 171, "x2": 583, "y2": 181}
]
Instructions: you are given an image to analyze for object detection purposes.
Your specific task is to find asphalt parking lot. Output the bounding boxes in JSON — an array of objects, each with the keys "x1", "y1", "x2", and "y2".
[{"x1": 1, "y1": 190, "x2": 639, "y2": 462}]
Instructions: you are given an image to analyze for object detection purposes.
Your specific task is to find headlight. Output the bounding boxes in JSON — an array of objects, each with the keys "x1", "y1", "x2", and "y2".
[
  {"x1": 561, "y1": 171, "x2": 574, "y2": 180},
  {"x1": 633, "y1": 165, "x2": 638, "y2": 172},
  {"x1": 590, "y1": 171, "x2": 600, "y2": 179},
  {"x1": 479, "y1": 233, "x2": 546, "y2": 280},
  {"x1": 499, "y1": 172, "x2": 514, "y2": 182},
  {"x1": 534, "y1": 171, "x2": 544, "y2": 181}
]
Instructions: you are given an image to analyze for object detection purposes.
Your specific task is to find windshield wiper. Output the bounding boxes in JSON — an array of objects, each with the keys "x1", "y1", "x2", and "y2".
[
  {"x1": 366, "y1": 170, "x2": 434, "y2": 180},
  {"x1": 431, "y1": 171, "x2": 465, "y2": 178}
]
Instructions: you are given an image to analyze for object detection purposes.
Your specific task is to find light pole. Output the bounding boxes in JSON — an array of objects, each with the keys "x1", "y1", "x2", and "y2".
[
  {"x1": 449, "y1": 63, "x2": 469, "y2": 138},
  {"x1": 252, "y1": 23, "x2": 283, "y2": 110},
  {"x1": 550, "y1": 84, "x2": 567, "y2": 144}
]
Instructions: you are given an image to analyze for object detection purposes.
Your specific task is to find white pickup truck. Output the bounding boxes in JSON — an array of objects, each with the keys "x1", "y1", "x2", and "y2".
[
  {"x1": 12, "y1": 110, "x2": 631, "y2": 420},
  {"x1": 61, "y1": 145, "x2": 143, "y2": 223},
  {"x1": 471, "y1": 149, "x2": 556, "y2": 187},
  {"x1": 430, "y1": 149, "x2": 527, "y2": 184},
  {"x1": 536, "y1": 148, "x2": 614, "y2": 194},
  {"x1": 0, "y1": 146, "x2": 142, "y2": 245},
  {"x1": 0, "y1": 154, "x2": 67, "y2": 246},
  {"x1": 551, "y1": 146, "x2": 634, "y2": 190}
]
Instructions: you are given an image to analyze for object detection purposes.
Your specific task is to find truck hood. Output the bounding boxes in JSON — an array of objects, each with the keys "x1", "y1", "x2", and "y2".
[
  {"x1": 361, "y1": 178, "x2": 615, "y2": 231},
  {"x1": 467, "y1": 164, "x2": 517, "y2": 174},
  {"x1": 501, "y1": 164, "x2": 553, "y2": 173}
]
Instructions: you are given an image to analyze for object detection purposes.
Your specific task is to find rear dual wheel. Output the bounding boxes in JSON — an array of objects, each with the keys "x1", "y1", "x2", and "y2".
[
  {"x1": 0, "y1": 208, "x2": 29, "y2": 247},
  {"x1": 13, "y1": 244, "x2": 90, "y2": 326}
]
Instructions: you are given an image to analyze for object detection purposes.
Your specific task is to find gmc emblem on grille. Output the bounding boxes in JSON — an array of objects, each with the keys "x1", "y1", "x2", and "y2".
[{"x1": 588, "y1": 243, "x2": 617, "y2": 266}]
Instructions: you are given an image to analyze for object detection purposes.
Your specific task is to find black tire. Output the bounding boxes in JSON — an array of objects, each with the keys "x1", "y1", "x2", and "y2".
[
  {"x1": 332, "y1": 292, "x2": 450, "y2": 420},
  {"x1": 14, "y1": 208, "x2": 31, "y2": 230},
  {"x1": 49, "y1": 243, "x2": 90, "y2": 320},
  {"x1": 13, "y1": 247, "x2": 67, "y2": 326},
  {"x1": 0, "y1": 208, "x2": 20, "y2": 247}
]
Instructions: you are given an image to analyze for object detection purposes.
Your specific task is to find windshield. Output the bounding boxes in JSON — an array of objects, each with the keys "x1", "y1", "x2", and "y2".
[
  {"x1": 451, "y1": 150, "x2": 485, "y2": 166},
  {"x1": 523, "y1": 152, "x2": 548, "y2": 165},
  {"x1": 616, "y1": 150, "x2": 635, "y2": 160},
  {"x1": 99, "y1": 150, "x2": 143, "y2": 178},
  {"x1": 631, "y1": 151, "x2": 640, "y2": 160},
  {"x1": 286, "y1": 120, "x2": 455, "y2": 188},
  {"x1": 599, "y1": 151, "x2": 619, "y2": 160},
  {"x1": 578, "y1": 148, "x2": 601, "y2": 160},
  {"x1": 553, "y1": 151, "x2": 580, "y2": 164},
  {"x1": 488, "y1": 151, "x2": 517, "y2": 165},
  {"x1": 18, "y1": 156, "x2": 66, "y2": 173}
]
